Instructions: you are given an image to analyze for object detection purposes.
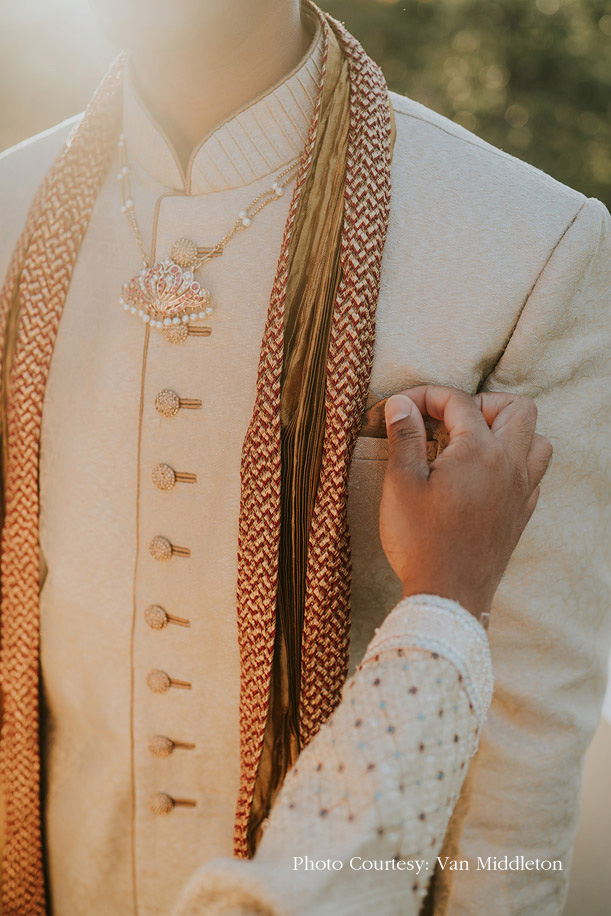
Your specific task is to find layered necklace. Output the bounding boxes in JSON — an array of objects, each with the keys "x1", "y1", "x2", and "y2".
[{"x1": 117, "y1": 132, "x2": 300, "y2": 342}]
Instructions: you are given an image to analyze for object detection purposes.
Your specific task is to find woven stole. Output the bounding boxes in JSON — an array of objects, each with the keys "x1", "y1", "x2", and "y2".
[
  {"x1": 233, "y1": 5, "x2": 393, "y2": 857},
  {"x1": 244, "y1": 22, "x2": 350, "y2": 852},
  {"x1": 0, "y1": 2, "x2": 393, "y2": 911},
  {"x1": 0, "y1": 57, "x2": 124, "y2": 915}
]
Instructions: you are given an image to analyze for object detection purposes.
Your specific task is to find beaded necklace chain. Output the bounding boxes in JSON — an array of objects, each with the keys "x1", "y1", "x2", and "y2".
[{"x1": 117, "y1": 133, "x2": 300, "y2": 341}]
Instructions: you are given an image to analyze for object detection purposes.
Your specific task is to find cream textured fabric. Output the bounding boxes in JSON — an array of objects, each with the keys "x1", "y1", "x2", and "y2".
[
  {"x1": 170, "y1": 596, "x2": 492, "y2": 916},
  {"x1": 0, "y1": 19, "x2": 609, "y2": 916}
]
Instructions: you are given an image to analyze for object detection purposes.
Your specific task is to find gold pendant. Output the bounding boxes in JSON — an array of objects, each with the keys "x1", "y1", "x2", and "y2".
[{"x1": 120, "y1": 238, "x2": 217, "y2": 335}]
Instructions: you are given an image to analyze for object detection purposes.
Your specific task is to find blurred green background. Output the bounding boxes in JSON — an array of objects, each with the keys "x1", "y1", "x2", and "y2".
[
  {"x1": 326, "y1": 0, "x2": 611, "y2": 206},
  {"x1": 1, "y1": 0, "x2": 609, "y2": 206}
]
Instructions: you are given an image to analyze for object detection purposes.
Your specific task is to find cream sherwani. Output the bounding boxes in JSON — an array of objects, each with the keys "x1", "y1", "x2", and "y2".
[{"x1": 0, "y1": 14, "x2": 610, "y2": 916}]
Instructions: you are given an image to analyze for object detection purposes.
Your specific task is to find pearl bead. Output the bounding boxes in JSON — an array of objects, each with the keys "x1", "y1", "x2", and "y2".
[
  {"x1": 274, "y1": 186, "x2": 283, "y2": 197},
  {"x1": 198, "y1": 311, "x2": 206, "y2": 319},
  {"x1": 130, "y1": 306, "x2": 137, "y2": 315},
  {"x1": 143, "y1": 315, "x2": 150, "y2": 323},
  {"x1": 163, "y1": 318, "x2": 171, "y2": 326},
  {"x1": 138, "y1": 309, "x2": 144, "y2": 317},
  {"x1": 182, "y1": 314, "x2": 190, "y2": 323},
  {"x1": 205, "y1": 306, "x2": 213, "y2": 315},
  {"x1": 238, "y1": 211, "x2": 246, "y2": 219},
  {"x1": 172, "y1": 317, "x2": 180, "y2": 325},
  {"x1": 189, "y1": 314, "x2": 198, "y2": 322},
  {"x1": 125, "y1": 199, "x2": 133, "y2": 209},
  {"x1": 241, "y1": 217, "x2": 251, "y2": 227}
]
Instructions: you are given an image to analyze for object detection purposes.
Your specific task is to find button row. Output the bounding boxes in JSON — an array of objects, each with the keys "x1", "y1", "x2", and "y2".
[{"x1": 148, "y1": 383, "x2": 200, "y2": 818}]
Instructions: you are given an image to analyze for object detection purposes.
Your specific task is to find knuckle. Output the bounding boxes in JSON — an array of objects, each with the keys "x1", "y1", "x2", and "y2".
[
  {"x1": 512, "y1": 460, "x2": 530, "y2": 492},
  {"x1": 390, "y1": 423, "x2": 421, "y2": 445},
  {"x1": 456, "y1": 432, "x2": 484, "y2": 464},
  {"x1": 518, "y1": 396, "x2": 538, "y2": 424},
  {"x1": 533, "y1": 434, "x2": 554, "y2": 468},
  {"x1": 448, "y1": 387, "x2": 473, "y2": 405},
  {"x1": 481, "y1": 438, "x2": 505, "y2": 468},
  {"x1": 479, "y1": 443, "x2": 510, "y2": 483},
  {"x1": 526, "y1": 486, "x2": 541, "y2": 518},
  {"x1": 541, "y1": 440, "x2": 554, "y2": 470}
]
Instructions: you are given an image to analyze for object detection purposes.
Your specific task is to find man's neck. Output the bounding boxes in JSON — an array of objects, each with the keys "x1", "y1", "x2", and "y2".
[{"x1": 129, "y1": 0, "x2": 313, "y2": 172}]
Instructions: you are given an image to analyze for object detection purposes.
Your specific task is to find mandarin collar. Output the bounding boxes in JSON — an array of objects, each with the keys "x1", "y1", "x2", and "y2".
[{"x1": 121, "y1": 14, "x2": 324, "y2": 195}]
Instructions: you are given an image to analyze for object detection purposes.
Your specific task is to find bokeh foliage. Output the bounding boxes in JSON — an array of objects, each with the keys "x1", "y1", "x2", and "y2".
[{"x1": 322, "y1": 0, "x2": 611, "y2": 207}]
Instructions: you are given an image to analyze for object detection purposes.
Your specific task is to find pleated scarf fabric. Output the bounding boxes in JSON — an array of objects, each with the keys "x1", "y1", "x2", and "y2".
[{"x1": 0, "y1": 2, "x2": 393, "y2": 910}]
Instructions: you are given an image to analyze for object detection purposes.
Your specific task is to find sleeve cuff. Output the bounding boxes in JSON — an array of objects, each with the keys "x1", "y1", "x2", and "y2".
[
  {"x1": 359, "y1": 593, "x2": 493, "y2": 726},
  {"x1": 170, "y1": 857, "x2": 287, "y2": 916}
]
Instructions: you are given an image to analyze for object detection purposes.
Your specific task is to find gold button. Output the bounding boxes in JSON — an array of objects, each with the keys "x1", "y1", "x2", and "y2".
[
  {"x1": 149, "y1": 735, "x2": 175, "y2": 758},
  {"x1": 155, "y1": 389, "x2": 180, "y2": 418},
  {"x1": 149, "y1": 536, "x2": 173, "y2": 562},
  {"x1": 162, "y1": 325, "x2": 189, "y2": 344},
  {"x1": 171, "y1": 237, "x2": 199, "y2": 268},
  {"x1": 146, "y1": 669, "x2": 171, "y2": 693},
  {"x1": 148, "y1": 792, "x2": 175, "y2": 815},
  {"x1": 152, "y1": 463, "x2": 176, "y2": 491},
  {"x1": 144, "y1": 605, "x2": 168, "y2": 629}
]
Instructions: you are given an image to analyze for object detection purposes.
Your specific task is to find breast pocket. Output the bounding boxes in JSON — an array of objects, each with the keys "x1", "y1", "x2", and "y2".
[
  {"x1": 346, "y1": 413, "x2": 449, "y2": 670},
  {"x1": 347, "y1": 434, "x2": 398, "y2": 670},
  {"x1": 351, "y1": 435, "x2": 389, "y2": 462},
  {"x1": 352, "y1": 428, "x2": 445, "y2": 464}
]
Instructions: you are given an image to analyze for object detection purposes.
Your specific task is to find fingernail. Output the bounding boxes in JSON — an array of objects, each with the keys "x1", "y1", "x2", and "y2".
[{"x1": 385, "y1": 394, "x2": 413, "y2": 425}]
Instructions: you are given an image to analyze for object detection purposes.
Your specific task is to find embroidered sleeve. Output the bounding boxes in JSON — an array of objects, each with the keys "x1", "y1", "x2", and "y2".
[{"x1": 170, "y1": 594, "x2": 492, "y2": 916}]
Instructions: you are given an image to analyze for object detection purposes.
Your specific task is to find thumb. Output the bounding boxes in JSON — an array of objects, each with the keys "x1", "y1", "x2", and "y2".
[{"x1": 384, "y1": 394, "x2": 429, "y2": 479}]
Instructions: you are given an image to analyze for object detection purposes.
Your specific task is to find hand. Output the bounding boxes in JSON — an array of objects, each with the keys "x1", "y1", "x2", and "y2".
[{"x1": 379, "y1": 385, "x2": 553, "y2": 621}]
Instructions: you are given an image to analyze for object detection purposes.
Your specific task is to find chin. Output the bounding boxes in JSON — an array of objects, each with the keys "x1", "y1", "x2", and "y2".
[{"x1": 88, "y1": 0, "x2": 229, "y2": 50}]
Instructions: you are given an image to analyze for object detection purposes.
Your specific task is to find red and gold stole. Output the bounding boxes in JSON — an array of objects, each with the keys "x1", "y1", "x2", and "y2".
[{"x1": 0, "y1": 2, "x2": 393, "y2": 911}]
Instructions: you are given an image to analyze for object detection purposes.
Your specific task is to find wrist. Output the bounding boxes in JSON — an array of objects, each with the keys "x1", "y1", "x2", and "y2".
[{"x1": 400, "y1": 585, "x2": 491, "y2": 625}]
